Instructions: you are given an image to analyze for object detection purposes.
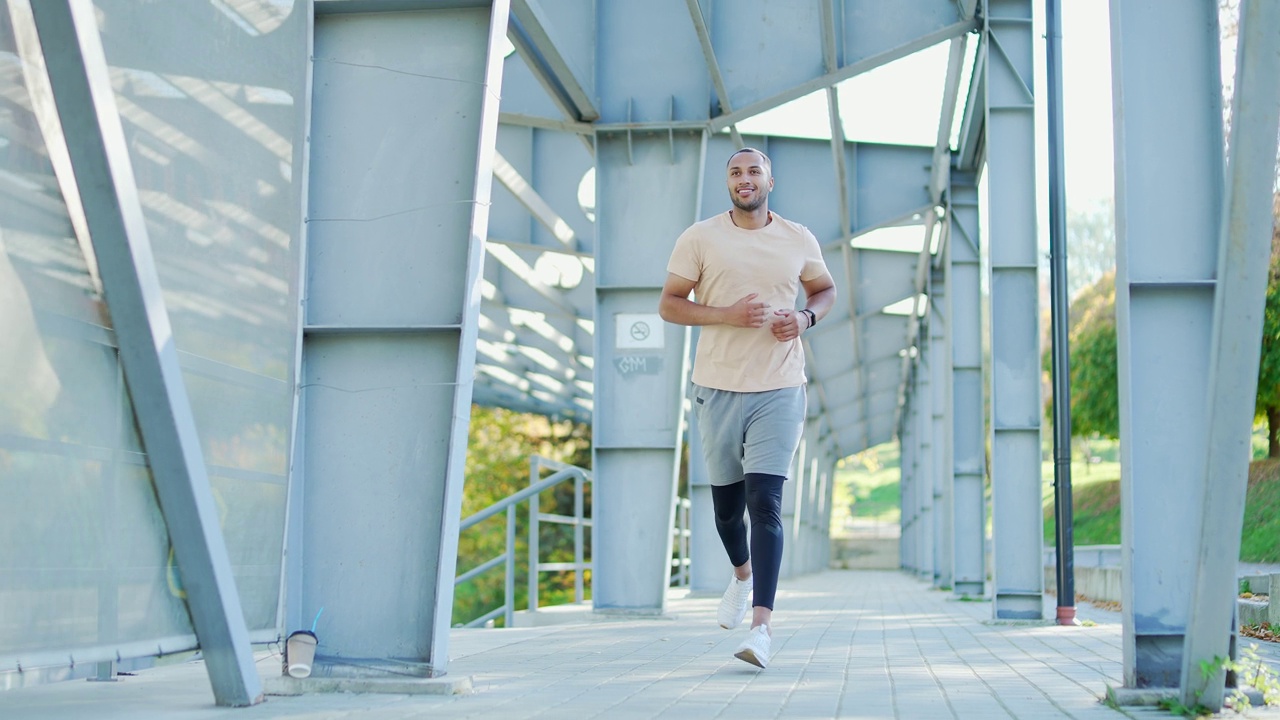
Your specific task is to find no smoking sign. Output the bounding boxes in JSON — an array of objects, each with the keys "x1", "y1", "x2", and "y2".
[{"x1": 615, "y1": 313, "x2": 664, "y2": 350}]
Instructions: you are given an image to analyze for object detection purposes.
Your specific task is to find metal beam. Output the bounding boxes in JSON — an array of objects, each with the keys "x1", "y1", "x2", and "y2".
[
  {"x1": 955, "y1": 39, "x2": 987, "y2": 170},
  {"x1": 932, "y1": 37, "x2": 968, "y2": 209},
  {"x1": 476, "y1": 316, "x2": 589, "y2": 385},
  {"x1": 819, "y1": 0, "x2": 869, "y2": 453},
  {"x1": 5, "y1": 0, "x2": 100, "y2": 295},
  {"x1": 709, "y1": 19, "x2": 974, "y2": 133},
  {"x1": 799, "y1": 344, "x2": 844, "y2": 460},
  {"x1": 1180, "y1": 0, "x2": 1280, "y2": 709},
  {"x1": 508, "y1": 0, "x2": 598, "y2": 121},
  {"x1": 493, "y1": 150, "x2": 580, "y2": 250},
  {"x1": 23, "y1": 0, "x2": 261, "y2": 706},
  {"x1": 683, "y1": 0, "x2": 743, "y2": 147},
  {"x1": 500, "y1": 111, "x2": 594, "y2": 135},
  {"x1": 489, "y1": 236, "x2": 593, "y2": 259}
]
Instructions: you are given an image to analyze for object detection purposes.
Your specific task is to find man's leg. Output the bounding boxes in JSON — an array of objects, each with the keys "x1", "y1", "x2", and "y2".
[
  {"x1": 731, "y1": 473, "x2": 783, "y2": 668},
  {"x1": 694, "y1": 385, "x2": 750, "y2": 582},
  {"x1": 732, "y1": 387, "x2": 800, "y2": 668},
  {"x1": 743, "y1": 472, "x2": 785, "y2": 630},
  {"x1": 710, "y1": 480, "x2": 751, "y2": 577},
  {"x1": 711, "y1": 480, "x2": 754, "y2": 629}
]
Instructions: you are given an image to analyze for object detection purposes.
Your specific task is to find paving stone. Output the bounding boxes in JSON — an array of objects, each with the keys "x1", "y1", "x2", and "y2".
[{"x1": 0, "y1": 570, "x2": 1156, "y2": 720}]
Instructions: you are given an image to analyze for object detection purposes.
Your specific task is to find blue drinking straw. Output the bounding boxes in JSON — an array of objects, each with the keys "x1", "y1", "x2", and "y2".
[{"x1": 311, "y1": 607, "x2": 324, "y2": 634}]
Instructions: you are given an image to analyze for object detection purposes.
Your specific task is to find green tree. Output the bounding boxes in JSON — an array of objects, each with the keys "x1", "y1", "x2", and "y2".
[
  {"x1": 1256, "y1": 194, "x2": 1280, "y2": 458},
  {"x1": 454, "y1": 405, "x2": 592, "y2": 626},
  {"x1": 1047, "y1": 0, "x2": 1280, "y2": 453},
  {"x1": 1062, "y1": 271, "x2": 1119, "y2": 439},
  {"x1": 1220, "y1": 0, "x2": 1280, "y2": 457},
  {"x1": 1056, "y1": 213, "x2": 1280, "y2": 450}
]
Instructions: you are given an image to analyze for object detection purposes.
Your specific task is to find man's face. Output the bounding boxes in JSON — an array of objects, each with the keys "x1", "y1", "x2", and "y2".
[{"x1": 726, "y1": 151, "x2": 773, "y2": 212}]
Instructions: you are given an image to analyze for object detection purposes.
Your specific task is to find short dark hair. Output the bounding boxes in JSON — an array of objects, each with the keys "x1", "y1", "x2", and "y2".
[{"x1": 727, "y1": 147, "x2": 772, "y2": 173}]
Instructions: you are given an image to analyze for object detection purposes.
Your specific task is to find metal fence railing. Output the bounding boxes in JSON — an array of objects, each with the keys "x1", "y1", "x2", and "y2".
[
  {"x1": 670, "y1": 497, "x2": 691, "y2": 588},
  {"x1": 454, "y1": 456, "x2": 695, "y2": 626},
  {"x1": 454, "y1": 456, "x2": 592, "y2": 628},
  {"x1": 526, "y1": 456, "x2": 592, "y2": 613}
]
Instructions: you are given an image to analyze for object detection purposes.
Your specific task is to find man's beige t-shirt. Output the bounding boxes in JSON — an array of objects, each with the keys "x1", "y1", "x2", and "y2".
[{"x1": 667, "y1": 211, "x2": 829, "y2": 392}]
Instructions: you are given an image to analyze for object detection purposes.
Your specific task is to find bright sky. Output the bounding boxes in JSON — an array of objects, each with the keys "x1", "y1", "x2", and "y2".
[
  {"x1": 734, "y1": 0, "x2": 1118, "y2": 213},
  {"x1": 1055, "y1": 0, "x2": 1117, "y2": 209}
]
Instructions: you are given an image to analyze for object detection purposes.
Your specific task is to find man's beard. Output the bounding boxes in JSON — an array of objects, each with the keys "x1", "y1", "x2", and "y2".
[{"x1": 731, "y1": 190, "x2": 767, "y2": 212}]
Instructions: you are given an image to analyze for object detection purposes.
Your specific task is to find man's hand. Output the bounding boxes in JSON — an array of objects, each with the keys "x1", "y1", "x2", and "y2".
[
  {"x1": 769, "y1": 308, "x2": 807, "y2": 342},
  {"x1": 724, "y1": 293, "x2": 770, "y2": 328}
]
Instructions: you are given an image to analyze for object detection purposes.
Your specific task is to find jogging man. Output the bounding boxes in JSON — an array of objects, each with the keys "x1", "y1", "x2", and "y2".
[{"x1": 658, "y1": 147, "x2": 836, "y2": 668}]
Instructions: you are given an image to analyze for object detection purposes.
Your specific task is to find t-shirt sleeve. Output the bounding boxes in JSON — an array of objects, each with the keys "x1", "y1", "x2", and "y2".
[
  {"x1": 666, "y1": 226, "x2": 701, "y2": 282},
  {"x1": 799, "y1": 226, "x2": 828, "y2": 281}
]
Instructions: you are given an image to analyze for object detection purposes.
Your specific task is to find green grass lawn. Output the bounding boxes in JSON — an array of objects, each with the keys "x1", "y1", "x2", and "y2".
[
  {"x1": 1041, "y1": 456, "x2": 1121, "y2": 547},
  {"x1": 835, "y1": 438, "x2": 1280, "y2": 563},
  {"x1": 832, "y1": 443, "x2": 901, "y2": 533},
  {"x1": 1042, "y1": 456, "x2": 1280, "y2": 562},
  {"x1": 1240, "y1": 458, "x2": 1280, "y2": 563}
]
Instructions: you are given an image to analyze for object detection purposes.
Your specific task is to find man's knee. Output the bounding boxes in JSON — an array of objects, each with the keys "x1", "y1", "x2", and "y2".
[{"x1": 743, "y1": 472, "x2": 785, "y2": 527}]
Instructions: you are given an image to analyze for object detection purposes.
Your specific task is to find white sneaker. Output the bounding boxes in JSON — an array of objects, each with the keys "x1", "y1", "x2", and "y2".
[
  {"x1": 717, "y1": 575, "x2": 752, "y2": 629},
  {"x1": 734, "y1": 624, "x2": 771, "y2": 668}
]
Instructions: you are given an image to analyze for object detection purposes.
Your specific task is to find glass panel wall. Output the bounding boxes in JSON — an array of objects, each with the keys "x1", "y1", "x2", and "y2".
[{"x1": 0, "y1": 0, "x2": 306, "y2": 674}]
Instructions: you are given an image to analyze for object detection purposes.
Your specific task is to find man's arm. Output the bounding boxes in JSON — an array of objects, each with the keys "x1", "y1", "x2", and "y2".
[
  {"x1": 769, "y1": 271, "x2": 837, "y2": 342},
  {"x1": 658, "y1": 272, "x2": 769, "y2": 328},
  {"x1": 801, "y1": 271, "x2": 837, "y2": 324}
]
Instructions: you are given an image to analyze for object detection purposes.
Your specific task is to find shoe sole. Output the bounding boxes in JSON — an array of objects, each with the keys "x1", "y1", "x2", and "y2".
[{"x1": 734, "y1": 647, "x2": 767, "y2": 668}]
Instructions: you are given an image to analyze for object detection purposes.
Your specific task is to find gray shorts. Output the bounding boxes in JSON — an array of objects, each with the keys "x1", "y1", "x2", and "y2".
[{"x1": 692, "y1": 384, "x2": 806, "y2": 486}]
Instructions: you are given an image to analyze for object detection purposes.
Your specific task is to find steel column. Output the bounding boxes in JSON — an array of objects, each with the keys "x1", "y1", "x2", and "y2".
[
  {"x1": 687, "y1": 331, "x2": 730, "y2": 592},
  {"x1": 780, "y1": 426, "x2": 809, "y2": 580},
  {"x1": 931, "y1": 255, "x2": 954, "y2": 589},
  {"x1": 822, "y1": 454, "x2": 837, "y2": 570},
  {"x1": 297, "y1": 2, "x2": 509, "y2": 676},
  {"x1": 915, "y1": 333, "x2": 935, "y2": 580},
  {"x1": 592, "y1": 130, "x2": 702, "y2": 611},
  {"x1": 912, "y1": 392, "x2": 923, "y2": 576},
  {"x1": 802, "y1": 428, "x2": 826, "y2": 574},
  {"x1": 1111, "y1": 0, "x2": 1223, "y2": 688},
  {"x1": 898, "y1": 403, "x2": 914, "y2": 572},
  {"x1": 985, "y1": 0, "x2": 1043, "y2": 620},
  {"x1": 949, "y1": 172, "x2": 985, "y2": 597},
  {"x1": 1180, "y1": 2, "x2": 1280, "y2": 708}
]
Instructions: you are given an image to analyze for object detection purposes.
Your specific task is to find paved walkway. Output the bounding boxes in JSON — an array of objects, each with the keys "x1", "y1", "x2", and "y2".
[{"x1": 3, "y1": 569, "x2": 1279, "y2": 719}]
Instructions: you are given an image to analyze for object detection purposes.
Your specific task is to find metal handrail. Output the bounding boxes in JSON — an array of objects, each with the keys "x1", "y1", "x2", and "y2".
[
  {"x1": 670, "y1": 497, "x2": 691, "y2": 587},
  {"x1": 459, "y1": 466, "x2": 584, "y2": 531},
  {"x1": 528, "y1": 456, "x2": 592, "y2": 612},
  {"x1": 454, "y1": 456, "x2": 592, "y2": 628}
]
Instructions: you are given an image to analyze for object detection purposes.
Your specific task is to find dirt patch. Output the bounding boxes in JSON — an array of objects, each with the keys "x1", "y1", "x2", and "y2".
[
  {"x1": 1077, "y1": 593, "x2": 1121, "y2": 613},
  {"x1": 1075, "y1": 480, "x2": 1120, "y2": 515},
  {"x1": 1249, "y1": 458, "x2": 1280, "y2": 489},
  {"x1": 1241, "y1": 623, "x2": 1280, "y2": 643}
]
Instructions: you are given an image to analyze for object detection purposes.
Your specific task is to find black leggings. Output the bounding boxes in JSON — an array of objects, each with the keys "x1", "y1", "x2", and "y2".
[{"x1": 711, "y1": 473, "x2": 785, "y2": 610}]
